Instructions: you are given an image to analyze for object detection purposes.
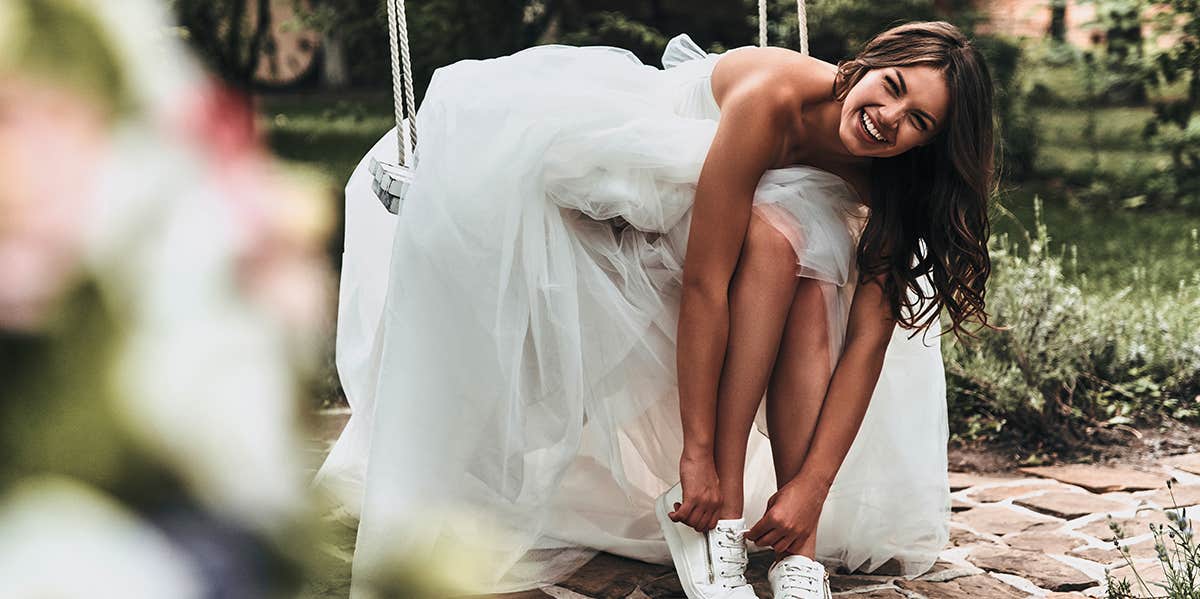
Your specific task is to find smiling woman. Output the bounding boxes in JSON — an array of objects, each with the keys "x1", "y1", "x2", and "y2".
[
  {"x1": 834, "y1": 21, "x2": 997, "y2": 342},
  {"x1": 317, "y1": 19, "x2": 999, "y2": 598},
  {"x1": 846, "y1": 65, "x2": 948, "y2": 149}
]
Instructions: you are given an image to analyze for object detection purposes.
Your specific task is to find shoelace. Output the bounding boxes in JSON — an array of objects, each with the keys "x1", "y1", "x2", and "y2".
[
  {"x1": 775, "y1": 562, "x2": 828, "y2": 598},
  {"x1": 710, "y1": 526, "x2": 750, "y2": 586}
]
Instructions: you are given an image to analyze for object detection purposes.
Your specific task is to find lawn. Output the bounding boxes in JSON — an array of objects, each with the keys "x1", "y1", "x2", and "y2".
[
  {"x1": 994, "y1": 185, "x2": 1199, "y2": 296},
  {"x1": 256, "y1": 92, "x2": 396, "y2": 186}
]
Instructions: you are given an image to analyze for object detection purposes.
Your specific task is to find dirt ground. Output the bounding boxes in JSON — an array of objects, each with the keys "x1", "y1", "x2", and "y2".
[{"x1": 949, "y1": 419, "x2": 1200, "y2": 473}]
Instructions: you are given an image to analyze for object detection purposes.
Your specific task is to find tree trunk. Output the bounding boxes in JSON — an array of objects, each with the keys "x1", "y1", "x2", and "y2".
[
  {"x1": 320, "y1": 31, "x2": 350, "y2": 89},
  {"x1": 1049, "y1": 0, "x2": 1066, "y2": 42}
]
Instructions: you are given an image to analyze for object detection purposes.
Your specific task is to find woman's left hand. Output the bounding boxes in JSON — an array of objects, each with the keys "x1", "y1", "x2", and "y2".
[{"x1": 745, "y1": 480, "x2": 827, "y2": 555}]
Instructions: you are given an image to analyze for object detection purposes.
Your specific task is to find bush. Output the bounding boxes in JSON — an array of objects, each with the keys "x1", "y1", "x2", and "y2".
[
  {"x1": 944, "y1": 197, "x2": 1200, "y2": 446},
  {"x1": 945, "y1": 198, "x2": 1093, "y2": 442},
  {"x1": 558, "y1": 11, "x2": 669, "y2": 60}
]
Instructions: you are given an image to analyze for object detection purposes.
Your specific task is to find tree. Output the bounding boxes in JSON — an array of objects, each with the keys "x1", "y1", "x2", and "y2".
[
  {"x1": 1143, "y1": 0, "x2": 1200, "y2": 205},
  {"x1": 1049, "y1": 0, "x2": 1068, "y2": 42},
  {"x1": 1083, "y1": 0, "x2": 1148, "y2": 104},
  {"x1": 291, "y1": 0, "x2": 552, "y2": 96},
  {"x1": 171, "y1": 0, "x2": 273, "y2": 89}
]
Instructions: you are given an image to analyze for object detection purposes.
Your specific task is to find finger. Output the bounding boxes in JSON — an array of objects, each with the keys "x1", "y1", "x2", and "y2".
[
  {"x1": 748, "y1": 523, "x2": 774, "y2": 545},
  {"x1": 747, "y1": 518, "x2": 771, "y2": 542},
  {"x1": 758, "y1": 528, "x2": 786, "y2": 549},
  {"x1": 674, "y1": 500, "x2": 697, "y2": 526},
  {"x1": 706, "y1": 512, "x2": 719, "y2": 532},
  {"x1": 669, "y1": 502, "x2": 687, "y2": 522},
  {"x1": 693, "y1": 507, "x2": 713, "y2": 532}
]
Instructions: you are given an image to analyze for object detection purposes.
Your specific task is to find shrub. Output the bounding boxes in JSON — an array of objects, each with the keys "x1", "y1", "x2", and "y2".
[
  {"x1": 944, "y1": 197, "x2": 1200, "y2": 446},
  {"x1": 945, "y1": 198, "x2": 1093, "y2": 443}
]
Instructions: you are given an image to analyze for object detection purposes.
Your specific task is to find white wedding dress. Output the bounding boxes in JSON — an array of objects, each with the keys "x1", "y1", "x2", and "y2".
[{"x1": 315, "y1": 34, "x2": 950, "y2": 595}]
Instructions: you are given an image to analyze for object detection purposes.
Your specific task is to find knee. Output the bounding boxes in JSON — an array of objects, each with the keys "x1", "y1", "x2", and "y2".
[{"x1": 742, "y1": 212, "x2": 799, "y2": 279}]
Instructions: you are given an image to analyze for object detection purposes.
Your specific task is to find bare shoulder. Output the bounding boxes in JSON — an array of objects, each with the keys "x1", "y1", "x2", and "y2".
[{"x1": 710, "y1": 47, "x2": 838, "y2": 112}]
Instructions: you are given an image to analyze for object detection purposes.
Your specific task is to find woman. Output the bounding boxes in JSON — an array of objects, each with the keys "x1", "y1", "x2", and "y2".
[{"x1": 316, "y1": 19, "x2": 997, "y2": 599}]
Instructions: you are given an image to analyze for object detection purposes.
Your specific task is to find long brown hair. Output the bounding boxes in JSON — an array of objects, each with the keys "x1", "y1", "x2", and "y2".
[{"x1": 833, "y1": 21, "x2": 1000, "y2": 343}]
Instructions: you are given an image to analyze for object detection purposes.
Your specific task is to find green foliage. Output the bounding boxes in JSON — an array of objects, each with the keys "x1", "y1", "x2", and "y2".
[
  {"x1": 1081, "y1": 0, "x2": 1151, "y2": 104},
  {"x1": 1037, "y1": 0, "x2": 1200, "y2": 208},
  {"x1": 558, "y1": 11, "x2": 668, "y2": 60},
  {"x1": 0, "y1": 283, "x2": 131, "y2": 493},
  {"x1": 946, "y1": 194, "x2": 1200, "y2": 445},
  {"x1": 1134, "y1": 0, "x2": 1199, "y2": 209},
  {"x1": 395, "y1": 0, "x2": 552, "y2": 101},
  {"x1": 754, "y1": 0, "x2": 981, "y2": 61},
  {"x1": 945, "y1": 198, "x2": 1095, "y2": 442},
  {"x1": 976, "y1": 35, "x2": 1041, "y2": 181}
]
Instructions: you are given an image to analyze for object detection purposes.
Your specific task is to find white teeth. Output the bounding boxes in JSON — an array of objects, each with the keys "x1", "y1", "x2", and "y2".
[{"x1": 861, "y1": 110, "x2": 885, "y2": 143}]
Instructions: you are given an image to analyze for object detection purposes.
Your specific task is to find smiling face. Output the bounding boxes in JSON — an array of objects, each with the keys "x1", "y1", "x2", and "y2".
[{"x1": 838, "y1": 64, "x2": 951, "y2": 158}]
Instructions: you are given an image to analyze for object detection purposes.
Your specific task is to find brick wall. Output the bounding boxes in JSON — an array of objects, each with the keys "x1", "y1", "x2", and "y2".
[{"x1": 972, "y1": 0, "x2": 1181, "y2": 49}]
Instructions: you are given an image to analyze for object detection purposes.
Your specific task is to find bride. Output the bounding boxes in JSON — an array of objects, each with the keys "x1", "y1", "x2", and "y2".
[{"x1": 315, "y1": 19, "x2": 997, "y2": 599}]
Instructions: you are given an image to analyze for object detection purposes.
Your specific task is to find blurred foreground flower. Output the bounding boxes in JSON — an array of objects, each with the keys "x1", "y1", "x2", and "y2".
[
  {"x1": 0, "y1": 0, "x2": 344, "y2": 596},
  {"x1": 0, "y1": 476, "x2": 203, "y2": 598},
  {"x1": 0, "y1": 1, "x2": 487, "y2": 596}
]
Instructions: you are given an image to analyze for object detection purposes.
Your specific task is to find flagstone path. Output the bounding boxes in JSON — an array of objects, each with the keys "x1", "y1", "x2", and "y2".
[{"x1": 307, "y1": 409, "x2": 1200, "y2": 599}]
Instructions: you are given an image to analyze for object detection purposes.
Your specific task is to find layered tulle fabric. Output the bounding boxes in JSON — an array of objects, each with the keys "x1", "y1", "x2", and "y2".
[{"x1": 314, "y1": 33, "x2": 950, "y2": 595}]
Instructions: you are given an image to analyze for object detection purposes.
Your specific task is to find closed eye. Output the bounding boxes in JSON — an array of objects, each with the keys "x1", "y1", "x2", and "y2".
[{"x1": 885, "y1": 76, "x2": 929, "y2": 132}]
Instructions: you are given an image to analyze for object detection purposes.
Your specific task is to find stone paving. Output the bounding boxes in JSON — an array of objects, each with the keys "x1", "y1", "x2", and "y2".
[{"x1": 307, "y1": 410, "x2": 1200, "y2": 598}]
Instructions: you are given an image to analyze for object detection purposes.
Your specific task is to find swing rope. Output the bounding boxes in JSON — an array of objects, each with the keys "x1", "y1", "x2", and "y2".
[
  {"x1": 758, "y1": 0, "x2": 810, "y2": 55},
  {"x1": 384, "y1": 0, "x2": 416, "y2": 166}
]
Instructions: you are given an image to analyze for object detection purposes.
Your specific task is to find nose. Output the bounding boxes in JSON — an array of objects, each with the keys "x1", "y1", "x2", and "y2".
[{"x1": 878, "y1": 103, "x2": 902, "y2": 131}]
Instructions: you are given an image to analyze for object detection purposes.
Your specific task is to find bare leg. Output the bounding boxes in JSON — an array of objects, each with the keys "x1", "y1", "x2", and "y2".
[
  {"x1": 764, "y1": 277, "x2": 834, "y2": 560},
  {"x1": 712, "y1": 212, "x2": 801, "y2": 522}
]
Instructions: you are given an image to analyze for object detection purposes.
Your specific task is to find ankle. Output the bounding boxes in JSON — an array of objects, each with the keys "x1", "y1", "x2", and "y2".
[
  {"x1": 716, "y1": 508, "x2": 744, "y2": 521},
  {"x1": 715, "y1": 497, "x2": 744, "y2": 522}
]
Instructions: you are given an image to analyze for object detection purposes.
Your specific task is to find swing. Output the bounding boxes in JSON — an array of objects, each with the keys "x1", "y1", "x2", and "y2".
[{"x1": 368, "y1": 0, "x2": 811, "y2": 215}]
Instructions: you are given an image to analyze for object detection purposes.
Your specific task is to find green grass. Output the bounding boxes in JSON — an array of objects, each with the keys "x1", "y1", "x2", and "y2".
[
  {"x1": 257, "y1": 92, "x2": 395, "y2": 186},
  {"x1": 1035, "y1": 106, "x2": 1156, "y2": 150},
  {"x1": 1030, "y1": 104, "x2": 1175, "y2": 179},
  {"x1": 993, "y1": 185, "x2": 1200, "y2": 296}
]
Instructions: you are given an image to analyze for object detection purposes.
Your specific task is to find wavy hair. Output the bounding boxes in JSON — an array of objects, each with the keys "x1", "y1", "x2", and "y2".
[{"x1": 833, "y1": 20, "x2": 1000, "y2": 343}]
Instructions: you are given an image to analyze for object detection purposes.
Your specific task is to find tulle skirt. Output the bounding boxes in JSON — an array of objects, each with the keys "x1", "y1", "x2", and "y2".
[{"x1": 315, "y1": 34, "x2": 950, "y2": 594}]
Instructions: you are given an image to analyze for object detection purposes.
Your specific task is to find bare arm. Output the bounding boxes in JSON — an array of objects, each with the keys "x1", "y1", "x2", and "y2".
[
  {"x1": 745, "y1": 272, "x2": 898, "y2": 550},
  {"x1": 792, "y1": 273, "x2": 896, "y2": 490},
  {"x1": 676, "y1": 79, "x2": 786, "y2": 460}
]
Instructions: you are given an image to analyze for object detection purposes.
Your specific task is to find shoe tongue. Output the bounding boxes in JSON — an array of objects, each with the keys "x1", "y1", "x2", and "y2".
[
  {"x1": 709, "y1": 522, "x2": 749, "y2": 586},
  {"x1": 773, "y1": 554, "x2": 823, "y2": 574}
]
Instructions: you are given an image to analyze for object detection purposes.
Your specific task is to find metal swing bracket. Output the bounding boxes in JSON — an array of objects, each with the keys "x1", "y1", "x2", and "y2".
[{"x1": 368, "y1": 156, "x2": 413, "y2": 215}]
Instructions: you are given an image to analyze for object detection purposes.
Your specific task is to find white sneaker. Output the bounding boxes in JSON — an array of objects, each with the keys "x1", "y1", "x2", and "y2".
[
  {"x1": 767, "y1": 554, "x2": 831, "y2": 599},
  {"x1": 655, "y1": 482, "x2": 759, "y2": 599}
]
